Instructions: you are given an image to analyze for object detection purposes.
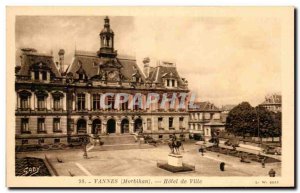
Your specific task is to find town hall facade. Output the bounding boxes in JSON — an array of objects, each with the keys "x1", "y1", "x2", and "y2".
[{"x1": 15, "y1": 17, "x2": 191, "y2": 148}]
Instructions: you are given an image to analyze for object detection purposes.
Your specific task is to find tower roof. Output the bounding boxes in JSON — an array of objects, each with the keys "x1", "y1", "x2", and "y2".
[{"x1": 100, "y1": 16, "x2": 114, "y2": 35}]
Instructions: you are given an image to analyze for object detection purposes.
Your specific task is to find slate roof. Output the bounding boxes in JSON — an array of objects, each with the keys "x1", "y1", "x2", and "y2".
[
  {"x1": 190, "y1": 101, "x2": 221, "y2": 112},
  {"x1": 147, "y1": 65, "x2": 186, "y2": 88},
  {"x1": 66, "y1": 50, "x2": 146, "y2": 81},
  {"x1": 260, "y1": 94, "x2": 282, "y2": 105},
  {"x1": 221, "y1": 104, "x2": 237, "y2": 111},
  {"x1": 17, "y1": 49, "x2": 61, "y2": 78}
]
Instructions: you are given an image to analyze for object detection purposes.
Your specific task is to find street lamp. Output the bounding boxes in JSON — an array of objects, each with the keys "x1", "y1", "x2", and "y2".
[{"x1": 254, "y1": 107, "x2": 262, "y2": 147}]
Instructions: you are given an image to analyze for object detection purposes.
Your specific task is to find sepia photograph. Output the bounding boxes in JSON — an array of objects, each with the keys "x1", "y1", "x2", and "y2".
[{"x1": 6, "y1": 6, "x2": 295, "y2": 188}]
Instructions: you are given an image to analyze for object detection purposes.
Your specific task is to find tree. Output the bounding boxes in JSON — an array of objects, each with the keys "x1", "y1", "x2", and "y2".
[
  {"x1": 225, "y1": 102, "x2": 257, "y2": 138},
  {"x1": 271, "y1": 111, "x2": 282, "y2": 143},
  {"x1": 254, "y1": 106, "x2": 275, "y2": 138}
]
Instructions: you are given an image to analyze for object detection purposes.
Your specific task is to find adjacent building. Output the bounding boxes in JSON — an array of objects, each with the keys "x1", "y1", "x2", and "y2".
[
  {"x1": 188, "y1": 101, "x2": 225, "y2": 140},
  {"x1": 259, "y1": 93, "x2": 282, "y2": 113}
]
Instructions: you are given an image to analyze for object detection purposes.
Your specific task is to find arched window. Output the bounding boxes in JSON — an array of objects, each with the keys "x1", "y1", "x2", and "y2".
[{"x1": 19, "y1": 90, "x2": 31, "y2": 110}]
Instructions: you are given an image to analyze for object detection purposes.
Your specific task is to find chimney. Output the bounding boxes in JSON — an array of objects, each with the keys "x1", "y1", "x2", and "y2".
[
  {"x1": 58, "y1": 49, "x2": 65, "y2": 74},
  {"x1": 143, "y1": 57, "x2": 150, "y2": 78}
]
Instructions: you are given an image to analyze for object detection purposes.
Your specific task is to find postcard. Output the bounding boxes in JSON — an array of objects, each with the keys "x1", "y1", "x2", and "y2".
[{"x1": 6, "y1": 6, "x2": 294, "y2": 188}]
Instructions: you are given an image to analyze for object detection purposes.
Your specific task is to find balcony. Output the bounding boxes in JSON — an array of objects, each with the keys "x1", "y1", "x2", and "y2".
[
  {"x1": 18, "y1": 108, "x2": 31, "y2": 111},
  {"x1": 21, "y1": 131, "x2": 31, "y2": 134},
  {"x1": 53, "y1": 108, "x2": 63, "y2": 112},
  {"x1": 37, "y1": 130, "x2": 47, "y2": 134},
  {"x1": 36, "y1": 108, "x2": 47, "y2": 112}
]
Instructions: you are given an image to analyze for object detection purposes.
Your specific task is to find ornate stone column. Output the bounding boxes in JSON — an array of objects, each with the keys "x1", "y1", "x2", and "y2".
[
  {"x1": 116, "y1": 119, "x2": 121, "y2": 134},
  {"x1": 87, "y1": 119, "x2": 92, "y2": 134},
  {"x1": 129, "y1": 120, "x2": 134, "y2": 133},
  {"x1": 86, "y1": 92, "x2": 91, "y2": 111},
  {"x1": 46, "y1": 95, "x2": 51, "y2": 110},
  {"x1": 62, "y1": 93, "x2": 66, "y2": 111},
  {"x1": 102, "y1": 122, "x2": 107, "y2": 134}
]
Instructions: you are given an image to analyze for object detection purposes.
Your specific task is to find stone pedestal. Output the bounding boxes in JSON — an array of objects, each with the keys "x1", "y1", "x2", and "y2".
[{"x1": 168, "y1": 154, "x2": 183, "y2": 167}]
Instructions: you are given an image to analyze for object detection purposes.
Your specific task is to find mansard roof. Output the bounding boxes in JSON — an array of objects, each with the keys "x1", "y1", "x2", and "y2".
[
  {"x1": 147, "y1": 65, "x2": 186, "y2": 88},
  {"x1": 66, "y1": 50, "x2": 146, "y2": 82},
  {"x1": 260, "y1": 94, "x2": 282, "y2": 105},
  {"x1": 17, "y1": 50, "x2": 61, "y2": 78}
]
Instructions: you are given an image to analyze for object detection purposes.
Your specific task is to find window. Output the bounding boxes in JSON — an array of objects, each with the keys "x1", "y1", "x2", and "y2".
[
  {"x1": 37, "y1": 96, "x2": 45, "y2": 110},
  {"x1": 204, "y1": 113, "x2": 210, "y2": 120},
  {"x1": 172, "y1": 79, "x2": 175, "y2": 87},
  {"x1": 38, "y1": 138, "x2": 44, "y2": 144},
  {"x1": 158, "y1": 135, "x2": 163, "y2": 139},
  {"x1": 22, "y1": 140, "x2": 28, "y2": 145},
  {"x1": 147, "y1": 118, "x2": 152, "y2": 130},
  {"x1": 53, "y1": 97, "x2": 61, "y2": 110},
  {"x1": 42, "y1": 71, "x2": 47, "y2": 80},
  {"x1": 53, "y1": 118, "x2": 61, "y2": 132},
  {"x1": 79, "y1": 73, "x2": 85, "y2": 80},
  {"x1": 77, "y1": 93, "x2": 85, "y2": 110},
  {"x1": 54, "y1": 139, "x2": 60, "y2": 143},
  {"x1": 167, "y1": 79, "x2": 170, "y2": 87},
  {"x1": 120, "y1": 96, "x2": 128, "y2": 110},
  {"x1": 34, "y1": 71, "x2": 39, "y2": 80},
  {"x1": 106, "y1": 95, "x2": 115, "y2": 110},
  {"x1": 20, "y1": 95, "x2": 29, "y2": 109},
  {"x1": 179, "y1": 117, "x2": 184, "y2": 129},
  {"x1": 158, "y1": 117, "x2": 163, "y2": 129},
  {"x1": 93, "y1": 94, "x2": 101, "y2": 110},
  {"x1": 21, "y1": 118, "x2": 29, "y2": 133},
  {"x1": 169, "y1": 117, "x2": 174, "y2": 129},
  {"x1": 37, "y1": 118, "x2": 45, "y2": 133}
]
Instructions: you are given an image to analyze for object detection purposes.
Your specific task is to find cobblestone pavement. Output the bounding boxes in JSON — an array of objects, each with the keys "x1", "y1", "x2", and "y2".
[{"x1": 16, "y1": 143, "x2": 281, "y2": 177}]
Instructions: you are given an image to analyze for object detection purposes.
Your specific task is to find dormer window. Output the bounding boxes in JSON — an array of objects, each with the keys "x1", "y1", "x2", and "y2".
[
  {"x1": 79, "y1": 73, "x2": 85, "y2": 80},
  {"x1": 165, "y1": 79, "x2": 177, "y2": 88},
  {"x1": 76, "y1": 63, "x2": 86, "y2": 81}
]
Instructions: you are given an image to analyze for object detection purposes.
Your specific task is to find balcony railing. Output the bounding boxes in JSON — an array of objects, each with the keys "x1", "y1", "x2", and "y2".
[
  {"x1": 37, "y1": 130, "x2": 47, "y2": 134},
  {"x1": 21, "y1": 131, "x2": 31, "y2": 134}
]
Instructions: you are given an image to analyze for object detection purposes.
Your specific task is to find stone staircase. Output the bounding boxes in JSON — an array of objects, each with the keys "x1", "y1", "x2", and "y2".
[{"x1": 88, "y1": 134, "x2": 153, "y2": 151}]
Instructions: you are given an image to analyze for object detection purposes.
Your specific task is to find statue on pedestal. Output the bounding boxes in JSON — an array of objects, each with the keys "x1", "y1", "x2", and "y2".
[{"x1": 168, "y1": 134, "x2": 182, "y2": 154}]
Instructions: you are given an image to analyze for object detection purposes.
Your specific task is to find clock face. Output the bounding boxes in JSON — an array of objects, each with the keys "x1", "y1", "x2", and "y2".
[{"x1": 108, "y1": 71, "x2": 118, "y2": 80}]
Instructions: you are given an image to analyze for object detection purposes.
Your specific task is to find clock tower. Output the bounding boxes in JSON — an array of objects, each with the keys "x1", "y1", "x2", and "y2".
[{"x1": 97, "y1": 16, "x2": 117, "y2": 58}]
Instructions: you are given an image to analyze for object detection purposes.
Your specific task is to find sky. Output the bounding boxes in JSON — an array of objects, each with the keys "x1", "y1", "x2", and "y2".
[{"x1": 15, "y1": 16, "x2": 281, "y2": 107}]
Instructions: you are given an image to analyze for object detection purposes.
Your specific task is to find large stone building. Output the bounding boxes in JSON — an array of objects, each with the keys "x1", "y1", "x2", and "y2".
[
  {"x1": 15, "y1": 17, "x2": 190, "y2": 148},
  {"x1": 259, "y1": 93, "x2": 282, "y2": 113},
  {"x1": 188, "y1": 102, "x2": 225, "y2": 141}
]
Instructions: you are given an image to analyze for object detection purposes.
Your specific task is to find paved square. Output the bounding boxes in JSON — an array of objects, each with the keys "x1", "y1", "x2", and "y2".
[{"x1": 16, "y1": 143, "x2": 281, "y2": 177}]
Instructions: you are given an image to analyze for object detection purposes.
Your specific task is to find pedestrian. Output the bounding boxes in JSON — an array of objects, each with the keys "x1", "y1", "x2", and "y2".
[
  {"x1": 269, "y1": 169, "x2": 276, "y2": 177},
  {"x1": 220, "y1": 162, "x2": 225, "y2": 171},
  {"x1": 261, "y1": 158, "x2": 265, "y2": 168}
]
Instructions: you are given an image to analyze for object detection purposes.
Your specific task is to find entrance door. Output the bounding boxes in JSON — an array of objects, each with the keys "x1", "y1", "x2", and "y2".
[
  {"x1": 92, "y1": 119, "x2": 101, "y2": 134},
  {"x1": 107, "y1": 119, "x2": 116, "y2": 133},
  {"x1": 121, "y1": 119, "x2": 129, "y2": 133},
  {"x1": 134, "y1": 118, "x2": 143, "y2": 133}
]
